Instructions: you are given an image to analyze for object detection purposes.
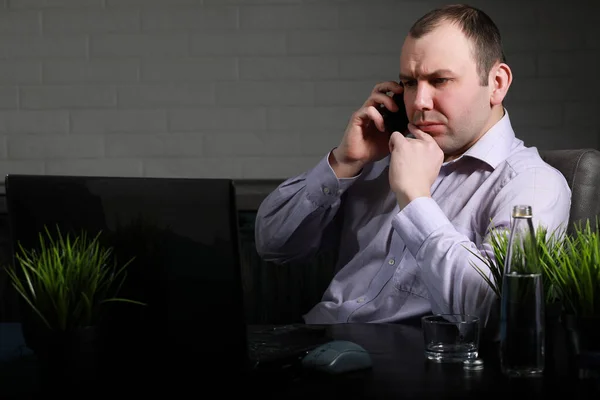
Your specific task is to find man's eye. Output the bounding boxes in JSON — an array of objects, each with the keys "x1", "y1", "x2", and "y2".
[
  {"x1": 402, "y1": 80, "x2": 417, "y2": 87},
  {"x1": 432, "y1": 78, "x2": 449, "y2": 85}
]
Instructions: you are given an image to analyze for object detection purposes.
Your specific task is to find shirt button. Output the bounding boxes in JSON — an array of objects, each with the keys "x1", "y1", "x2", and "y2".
[
  {"x1": 388, "y1": 258, "x2": 395, "y2": 265},
  {"x1": 337, "y1": 189, "x2": 343, "y2": 195},
  {"x1": 357, "y1": 297, "x2": 365, "y2": 303},
  {"x1": 322, "y1": 187, "x2": 330, "y2": 194}
]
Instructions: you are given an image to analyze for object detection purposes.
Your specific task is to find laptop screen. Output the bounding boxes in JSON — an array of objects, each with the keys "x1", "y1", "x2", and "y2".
[{"x1": 4, "y1": 174, "x2": 250, "y2": 386}]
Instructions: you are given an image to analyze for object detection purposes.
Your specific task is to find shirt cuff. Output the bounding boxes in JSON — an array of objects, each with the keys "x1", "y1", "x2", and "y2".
[
  {"x1": 305, "y1": 150, "x2": 360, "y2": 207},
  {"x1": 392, "y1": 197, "x2": 452, "y2": 257}
]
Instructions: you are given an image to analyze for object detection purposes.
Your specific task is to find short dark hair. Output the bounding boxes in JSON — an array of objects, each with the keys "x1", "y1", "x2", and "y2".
[{"x1": 409, "y1": 4, "x2": 506, "y2": 86}]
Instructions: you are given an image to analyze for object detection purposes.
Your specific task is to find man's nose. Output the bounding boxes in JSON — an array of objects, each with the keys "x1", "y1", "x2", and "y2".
[{"x1": 412, "y1": 83, "x2": 434, "y2": 111}]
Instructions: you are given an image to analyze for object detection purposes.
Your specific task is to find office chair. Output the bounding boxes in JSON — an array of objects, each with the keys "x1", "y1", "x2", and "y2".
[{"x1": 539, "y1": 148, "x2": 600, "y2": 233}]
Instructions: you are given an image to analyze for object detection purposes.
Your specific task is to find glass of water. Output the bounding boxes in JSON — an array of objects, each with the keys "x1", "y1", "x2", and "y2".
[{"x1": 422, "y1": 314, "x2": 480, "y2": 362}]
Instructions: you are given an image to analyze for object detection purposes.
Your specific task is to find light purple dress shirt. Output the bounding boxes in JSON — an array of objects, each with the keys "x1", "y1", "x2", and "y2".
[{"x1": 254, "y1": 110, "x2": 571, "y2": 328}]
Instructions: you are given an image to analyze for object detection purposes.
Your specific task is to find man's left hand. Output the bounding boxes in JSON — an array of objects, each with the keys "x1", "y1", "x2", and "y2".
[{"x1": 388, "y1": 124, "x2": 444, "y2": 210}]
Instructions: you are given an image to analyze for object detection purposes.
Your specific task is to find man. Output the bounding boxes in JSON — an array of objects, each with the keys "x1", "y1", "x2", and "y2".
[{"x1": 254, "y1": 4, "x2": 571, "y2": 329}]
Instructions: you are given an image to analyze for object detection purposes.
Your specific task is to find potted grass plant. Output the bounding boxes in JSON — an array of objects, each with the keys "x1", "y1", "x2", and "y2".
[
  {"x1": 541, "y1": 219, "x2": 600, "y2": 373},
  {"x1": 468, "y1": 219, "x2": 600, "y2": 376},
  {"x1": 3, "y1": 224, "x2": 144, "y2": 390},
  {"x1": 543, "y1": 219, "x2": 600, "y2": 317}
]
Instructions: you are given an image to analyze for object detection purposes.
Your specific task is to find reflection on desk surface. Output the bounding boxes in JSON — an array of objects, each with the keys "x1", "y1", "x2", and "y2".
[{"x1": 1, "y1": 322, "x2": 599, "y2": 399}]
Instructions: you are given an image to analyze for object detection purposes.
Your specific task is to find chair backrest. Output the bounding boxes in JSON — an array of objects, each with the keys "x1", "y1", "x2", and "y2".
[{"x1": 538, "y1": 148, "x2": 600, "y2": 233}]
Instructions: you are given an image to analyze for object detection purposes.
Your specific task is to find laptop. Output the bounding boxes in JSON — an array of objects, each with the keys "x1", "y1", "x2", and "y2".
[{"x1": 3, "y1": 174, "x2": 329, "y2": 392}]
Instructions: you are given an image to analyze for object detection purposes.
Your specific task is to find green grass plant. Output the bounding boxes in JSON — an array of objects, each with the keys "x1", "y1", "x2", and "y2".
[
  {"x1": 466, "y1": 224, "x2": 567, "y2": 305},
  {"x1": 5, "y1": 225, "x2": 144, "y2": 332},
  {"x1": 542, "y1": 219, "x2": 600, "y2": 317}
]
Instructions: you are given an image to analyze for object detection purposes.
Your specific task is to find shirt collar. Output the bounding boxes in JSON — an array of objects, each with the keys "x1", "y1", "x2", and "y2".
[{"x1": 443, "y1": 108, "x2": 516, "y2": 170}]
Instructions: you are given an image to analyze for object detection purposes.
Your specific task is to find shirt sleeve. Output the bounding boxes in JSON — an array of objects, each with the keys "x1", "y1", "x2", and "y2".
[
  {"x1": 254, "y1": 151, "x2": 359, "y2": 264},
  {"x1": 391, "y1": 165, "x2": 571, "y2": 328}
]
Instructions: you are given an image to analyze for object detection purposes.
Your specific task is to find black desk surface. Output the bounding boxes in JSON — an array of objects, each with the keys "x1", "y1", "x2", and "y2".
[
  {"x1": 258, "y1": 322, "x2": 600, "y2": 399},
  {"x1": 1, "y1": 322, "x2": 599, "y2": 399}
]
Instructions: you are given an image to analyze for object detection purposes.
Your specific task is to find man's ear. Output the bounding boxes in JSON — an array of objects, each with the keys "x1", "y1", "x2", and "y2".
[{"x1": 489, "y1": 62, "x2": 512, "y2": 106}]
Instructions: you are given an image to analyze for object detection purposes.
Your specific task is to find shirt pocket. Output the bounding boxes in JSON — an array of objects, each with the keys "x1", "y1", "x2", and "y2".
[{"x1": 393, "y1": 251, "x2": 429, "y2": 300}]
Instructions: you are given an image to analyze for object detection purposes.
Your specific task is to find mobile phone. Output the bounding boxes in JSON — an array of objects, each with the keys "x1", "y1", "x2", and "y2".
[{"x1": 379, "y1": 92, "x2": 409, "y2": 135}]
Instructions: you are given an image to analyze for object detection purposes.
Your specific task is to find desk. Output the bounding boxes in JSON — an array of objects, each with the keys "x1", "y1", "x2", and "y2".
[
  {"x1": 1, "y1": 322, "x2": 599, "y2": 399},
  {"x1": 261, "y1": 322, "x2": 599, "y2": 399}
]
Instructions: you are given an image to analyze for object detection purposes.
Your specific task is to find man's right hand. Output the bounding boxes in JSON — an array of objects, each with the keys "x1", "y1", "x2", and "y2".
[{"x1": 329, "y1": 81, "x2": 404, "y2": 178}]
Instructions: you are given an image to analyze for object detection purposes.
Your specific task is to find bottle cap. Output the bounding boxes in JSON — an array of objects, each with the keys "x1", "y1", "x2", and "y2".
[{"x1": 512, "y1": 205, "x2": 532, "y2": 218}]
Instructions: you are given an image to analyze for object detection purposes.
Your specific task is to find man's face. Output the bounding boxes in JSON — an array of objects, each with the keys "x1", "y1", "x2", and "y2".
[{"x1": 399, "y1": 21, "x2": 496, "y2": 160}]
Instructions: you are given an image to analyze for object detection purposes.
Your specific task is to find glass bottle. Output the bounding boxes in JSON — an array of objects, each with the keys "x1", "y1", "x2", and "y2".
[{"x1": 499, "y1": 205, "x2": 545, "y2": 377}]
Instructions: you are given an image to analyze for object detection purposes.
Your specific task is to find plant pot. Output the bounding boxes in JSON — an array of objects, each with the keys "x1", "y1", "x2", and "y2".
[
  {"x1": 562, "y1": 314, "x2": 600, "y2": 379},
  {"x1": 481, "y1": 301, "x2": 566, "y2": 375},
  {"x1": 544, "y1": 301, "x2": 565, "y2": 376},
  {"x1": 21, "y1": 322, "x2": 99, "y2": 394}
]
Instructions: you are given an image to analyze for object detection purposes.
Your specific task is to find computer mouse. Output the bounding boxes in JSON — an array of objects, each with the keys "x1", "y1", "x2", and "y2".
[{"x1": 301, "y1": 340, "x2": 372, "y2": 374}]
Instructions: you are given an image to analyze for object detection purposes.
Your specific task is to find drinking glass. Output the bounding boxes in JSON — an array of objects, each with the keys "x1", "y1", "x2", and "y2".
[{"x1": 422, "y1": 314, "x2": 480, "y2": 363}]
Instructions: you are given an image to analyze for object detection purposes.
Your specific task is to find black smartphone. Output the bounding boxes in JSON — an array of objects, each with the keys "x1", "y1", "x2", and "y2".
[{"x1": 379, "y1": 92, "x2": 409, "y2": 135}]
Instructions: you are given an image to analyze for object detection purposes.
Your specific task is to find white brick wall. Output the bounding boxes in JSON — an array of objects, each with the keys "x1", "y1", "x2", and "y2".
[{"x1": 0, "y1": 0, "x2": 597, "y2": 180}]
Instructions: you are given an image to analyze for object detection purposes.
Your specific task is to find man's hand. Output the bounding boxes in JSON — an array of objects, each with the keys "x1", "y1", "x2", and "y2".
[
  {"x1": 330, "y1": 81, "x2": 403, "y2": 178},
  {"x1": 388, "y1": 123, "x2": 444, "y2": 209}
]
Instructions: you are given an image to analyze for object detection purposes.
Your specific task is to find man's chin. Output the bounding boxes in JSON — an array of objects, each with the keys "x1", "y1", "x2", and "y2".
[{"x1": 432, "y1": 136, "x2": 450, "y2": 150}]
